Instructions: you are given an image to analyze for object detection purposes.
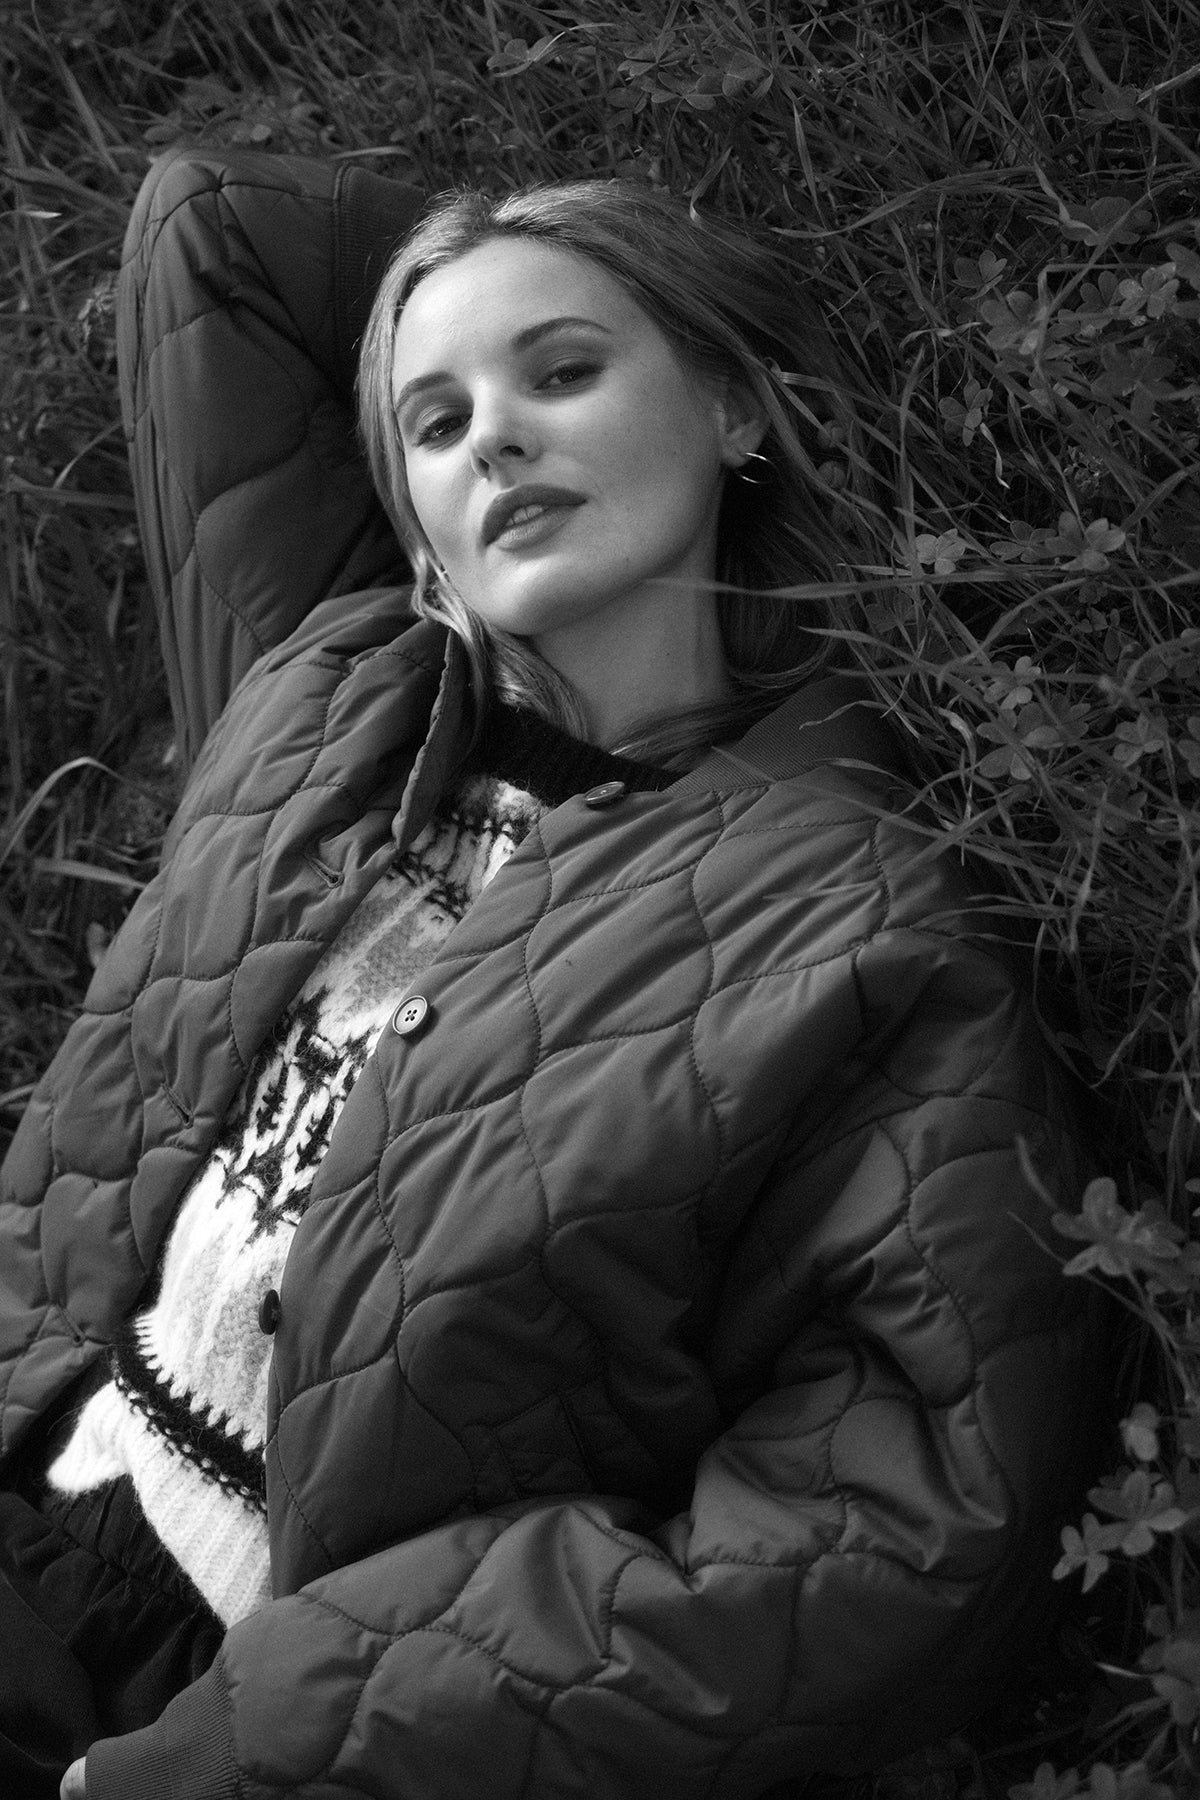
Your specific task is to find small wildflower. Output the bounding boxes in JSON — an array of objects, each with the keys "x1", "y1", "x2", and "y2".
[
  {"x1": 983, "y1": 655, "x2": 1042, "y2": 711},
  {"x1": 1120, "y1": 1403, "x2": 1160, "y2": 1464},
  {"x1": 1053, "y1": 1515, "x2": 1119, "y2": 1590},
  {"x1": 911, "y1": 530, "x2": 968, "y2": 575},
  {"x1": 979, "y1": 288, "x2": 1043, "y2": 355},
  {"x1": 1087, "y1": 1467, "x2": 1188, "y2": 1555},
  {"x1": 953, "y1": 250, "x2": 1007, "y2": 288},
  {"x1": 939, "y1": 379, "x2": 993, "y2": 446},
  {"x1": 1115, "y1": 266, "x2": 1180, "y2": 323},
  {"x1": 1041, "y1": 513, "x2": 1126, "y2": 573},
  {"x1": 1112, "y1": 714, "x2": 1168, "y2": 769},
  {"x1": 1059, "y1": 195, "x2": 1151, "y2": 247},
  {"x1": 1141, "y1": 1621, "x2": 1200, "y2": 1728},
  {"x1": 1008, "y1": 1760, "x2": 1082, "y2": 1800}
]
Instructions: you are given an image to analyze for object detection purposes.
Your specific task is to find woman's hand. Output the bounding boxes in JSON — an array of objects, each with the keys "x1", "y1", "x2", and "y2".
[{"x1": 60, "y1": 1756, "x2": 88, "y2": 1799}]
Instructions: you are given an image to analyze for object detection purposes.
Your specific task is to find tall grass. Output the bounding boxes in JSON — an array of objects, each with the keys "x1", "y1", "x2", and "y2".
[{"x1": 3, "y1": 2, "x2": 1200, "y2": 1793}]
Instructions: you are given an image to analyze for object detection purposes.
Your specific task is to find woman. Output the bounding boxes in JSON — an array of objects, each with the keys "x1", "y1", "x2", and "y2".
[{"x1": 0, "y1": 148, "x2": 1098, "y2": 1800}]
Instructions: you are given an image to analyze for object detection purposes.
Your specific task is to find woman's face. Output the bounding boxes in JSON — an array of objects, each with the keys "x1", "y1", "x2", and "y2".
[{"x1": 390, "y1": 235, "x2": 757, "y2": 710}]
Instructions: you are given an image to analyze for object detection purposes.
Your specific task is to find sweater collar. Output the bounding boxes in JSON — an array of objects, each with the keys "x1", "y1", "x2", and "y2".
[
  {"x1": 462, "y1": 702, "x2": 673, "y2": 810},
  {"x1": 388, "y1": 624, "x2": 897, "y2": 857}
]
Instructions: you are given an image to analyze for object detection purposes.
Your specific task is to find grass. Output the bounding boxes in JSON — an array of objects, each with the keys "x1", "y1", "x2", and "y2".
[{"x1": 3, "y1": 1, "x2": 1200, "y2": 1793}]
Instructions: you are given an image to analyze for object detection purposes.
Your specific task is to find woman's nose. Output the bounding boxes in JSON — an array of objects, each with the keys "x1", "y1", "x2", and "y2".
[{"x1": 468, "y1": 395, "x2": 538, "y2": 473}]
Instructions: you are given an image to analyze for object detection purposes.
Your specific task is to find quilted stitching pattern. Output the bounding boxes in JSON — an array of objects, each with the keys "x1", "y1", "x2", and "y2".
[
  {"x1": 117, "y1": 148, "x2": 413, "y2": 769},
  {"x1": 265, "y1": 735, "x2": 1082, "y2": 1603},
  {"x1": 0, "y1": 603, "x2": 442, "y2": 1454},
  {"x1": 1, "y1": 605, "x2": 1096, "y2": 1795},
  {"x1": 3, "y1": 147, "x2": 1100, "y2": 1798}
]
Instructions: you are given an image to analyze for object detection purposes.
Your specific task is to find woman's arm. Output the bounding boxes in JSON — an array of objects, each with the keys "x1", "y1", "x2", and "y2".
[
  {"x1": 82, "y1": 1316, "x2": 1095, "y2": 1800},
  {"x1": 118, "y1": 146, "x2": 423, "y2": 771}
]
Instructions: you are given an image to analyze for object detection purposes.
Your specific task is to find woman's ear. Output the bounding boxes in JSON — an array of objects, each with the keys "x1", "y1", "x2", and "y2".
[{"x1": 715, "y1": 379, "x2": 769, "y2": 469}]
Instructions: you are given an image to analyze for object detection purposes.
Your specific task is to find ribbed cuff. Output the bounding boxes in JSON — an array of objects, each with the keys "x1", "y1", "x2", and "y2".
[{"x1": 85, "y1": 1662, "x2": 241, "y2": 1800}]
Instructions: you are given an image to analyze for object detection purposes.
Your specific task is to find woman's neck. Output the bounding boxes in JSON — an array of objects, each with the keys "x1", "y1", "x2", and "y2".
[{"x1": 531, "y1": 584, "x2": 732, "y2": 748}]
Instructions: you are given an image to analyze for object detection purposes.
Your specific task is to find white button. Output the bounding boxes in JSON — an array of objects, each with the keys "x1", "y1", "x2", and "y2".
[{"x1": 391, "y1": 994, "x2": 430, "y2": 1036}]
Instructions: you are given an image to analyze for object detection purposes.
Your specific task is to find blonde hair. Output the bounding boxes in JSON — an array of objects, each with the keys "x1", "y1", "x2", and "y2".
[{"x1": 358, "y1": 178, "x2": 874, "y2": 763}]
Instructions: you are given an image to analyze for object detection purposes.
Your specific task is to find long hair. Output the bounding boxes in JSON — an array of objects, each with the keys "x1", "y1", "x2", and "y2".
[{"x1": 358, "y1": 178, "x2": 877, "y2": 763}]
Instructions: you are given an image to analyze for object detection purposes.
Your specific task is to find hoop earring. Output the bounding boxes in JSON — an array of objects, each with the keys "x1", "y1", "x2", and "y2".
[{"x1": 736, "y1": 451, "x2": 770, "y2": 486}]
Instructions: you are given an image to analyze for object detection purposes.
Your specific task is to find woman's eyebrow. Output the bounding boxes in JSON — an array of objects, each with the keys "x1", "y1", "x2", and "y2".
[
  {"x1": 393, "y1": 315, "x2": 613, "y2": 415},
  {"x1": 513, "y1": 314, "x2": 612, "y2": 350}
]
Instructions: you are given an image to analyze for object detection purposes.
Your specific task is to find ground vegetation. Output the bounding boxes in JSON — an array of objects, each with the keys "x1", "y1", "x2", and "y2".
[{"x1": 3, "y1": 4, "x2": 1199, "y2": 1794}]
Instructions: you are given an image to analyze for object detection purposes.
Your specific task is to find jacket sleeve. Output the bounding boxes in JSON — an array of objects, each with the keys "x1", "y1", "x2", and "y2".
[
  {"x1": 86, "y1": 1331, "x2": 1092, "y2": 1800},
  {"x1": 118, "y1": 145, "x2": 423, "y2": 771},
  {"x1": 84, "y1": 931, "x2": 1097, "y2": 1800}
]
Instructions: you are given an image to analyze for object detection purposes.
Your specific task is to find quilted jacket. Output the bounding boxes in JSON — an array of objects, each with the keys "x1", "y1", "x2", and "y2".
[{"x1": 0, "y1": 592, "x2": 1097, "y2": 1800}]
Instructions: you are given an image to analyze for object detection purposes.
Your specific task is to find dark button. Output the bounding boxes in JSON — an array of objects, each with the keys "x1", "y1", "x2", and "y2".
[
  {"x1": 391, "y1": 993, "x2": 430, "y2": 1036},
  {"x1": 258, "y1": 1288, "x2": 281, "y2": 1335},
  {"x1": 582, "y1": 780, "x2": 627, "y2": 809}
]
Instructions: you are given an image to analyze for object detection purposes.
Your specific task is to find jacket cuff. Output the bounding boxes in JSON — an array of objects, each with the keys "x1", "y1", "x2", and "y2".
[{"x1": 85, "y1": 1662, "x2": 241, "y2": 1800}]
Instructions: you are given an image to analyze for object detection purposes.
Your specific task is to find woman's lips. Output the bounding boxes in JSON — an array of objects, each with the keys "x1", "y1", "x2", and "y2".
[
  {"x1": 481, "y1": 485, "x2": 585, "y2": 547},
  {"x1": 491, "y1": 499, "x2": 582, "y2": 550}
]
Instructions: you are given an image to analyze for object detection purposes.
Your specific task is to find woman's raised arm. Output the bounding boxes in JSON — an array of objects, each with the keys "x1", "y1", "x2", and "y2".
[{"x1": 117, "y1": 146, "x2": 423, "y2": 770}]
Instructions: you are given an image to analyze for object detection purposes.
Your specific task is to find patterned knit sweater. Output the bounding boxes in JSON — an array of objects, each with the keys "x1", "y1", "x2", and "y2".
[{"x1": 47, "y1": 704, "x2": 670, "y2": 1625}]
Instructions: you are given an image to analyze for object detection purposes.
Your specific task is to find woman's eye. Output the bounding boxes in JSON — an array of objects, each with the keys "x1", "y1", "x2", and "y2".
[
  {"x1": 413, "y1": 410, "x2": 466, "y2": 447},
  {"x1": 540, "y1": 361, "x2": 598, "y2": 390}
]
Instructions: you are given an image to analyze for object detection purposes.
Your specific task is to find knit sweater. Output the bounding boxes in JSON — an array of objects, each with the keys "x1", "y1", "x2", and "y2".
[{"x1": 46, "y1": 704, "x2": 669, "y2": 1625}]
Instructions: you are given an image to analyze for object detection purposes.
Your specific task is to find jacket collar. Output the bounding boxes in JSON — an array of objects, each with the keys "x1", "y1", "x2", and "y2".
[
  {"x1": 394, "y1": 637, "x2": 901, "y2": 838},
  {"x1": 671, "y1": 674, "x2": 902, "y2": 799},
  {"x1": 389, "y1": 622, "x2": 472, "y2": 855}
]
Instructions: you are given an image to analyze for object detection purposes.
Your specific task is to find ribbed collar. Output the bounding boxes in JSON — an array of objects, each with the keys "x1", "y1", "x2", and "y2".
[{"x1": 461, "y1": 703, "x2": 674, "y2": 810}]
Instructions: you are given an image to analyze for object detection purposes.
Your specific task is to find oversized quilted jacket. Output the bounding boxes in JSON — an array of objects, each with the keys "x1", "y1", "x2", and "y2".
[{"x1": 0, "y1": 592, "x2": 1097, "y2": 1800}]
